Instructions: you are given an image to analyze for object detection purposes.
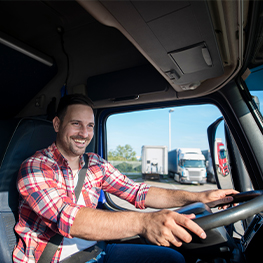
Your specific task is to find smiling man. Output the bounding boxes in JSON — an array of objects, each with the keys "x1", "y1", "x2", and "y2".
[{"x1": 13, "y1": 94, "x2": 237, "y2": 263}]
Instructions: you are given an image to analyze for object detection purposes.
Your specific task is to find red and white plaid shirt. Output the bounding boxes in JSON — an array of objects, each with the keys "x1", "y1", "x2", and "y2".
[{"x1": 13, "y1": 143, "x2": 149, "y2": 263}]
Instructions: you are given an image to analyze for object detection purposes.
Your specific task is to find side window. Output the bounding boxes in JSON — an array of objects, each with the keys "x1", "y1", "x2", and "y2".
[{"x1": 106, "y1": 104, "x2": 232, "y2": 210}]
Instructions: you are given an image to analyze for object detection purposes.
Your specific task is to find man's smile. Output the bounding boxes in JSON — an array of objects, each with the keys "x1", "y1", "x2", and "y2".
[{"x1": 72, "y1": 137, "x2": 87, "y2": 145}]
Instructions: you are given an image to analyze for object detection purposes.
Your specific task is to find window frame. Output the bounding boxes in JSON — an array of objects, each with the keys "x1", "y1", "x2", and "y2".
[{"x1": 94, "y1": 80, "x2": 263, "y2": 211}]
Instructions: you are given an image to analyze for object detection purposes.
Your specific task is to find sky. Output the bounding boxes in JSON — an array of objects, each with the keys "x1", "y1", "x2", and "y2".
[{"x1": 106, "y1": 91, "x2": 263, "y2": 157}]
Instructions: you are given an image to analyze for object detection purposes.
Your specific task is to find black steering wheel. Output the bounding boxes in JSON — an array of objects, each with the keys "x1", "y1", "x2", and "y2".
[
  {"x1": 175, "y1": 190, "x2": 263, "y2": 259},
  {"x1": 192, "y1": 190, "x2": 263, "y2": 231}
]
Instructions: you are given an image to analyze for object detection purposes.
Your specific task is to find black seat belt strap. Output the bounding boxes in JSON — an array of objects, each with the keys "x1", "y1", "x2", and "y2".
[{"x1": 38, "y1": 154, "x2": 88, "y2": 263}]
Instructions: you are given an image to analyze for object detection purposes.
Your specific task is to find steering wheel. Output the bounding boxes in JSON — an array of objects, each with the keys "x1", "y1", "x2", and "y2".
[
  {"x1": 175, "y1": 190, "x2": 263, "y2": 259},
  {"x1": 192, "y1": 190, "x2": 263, "y2": 231}
]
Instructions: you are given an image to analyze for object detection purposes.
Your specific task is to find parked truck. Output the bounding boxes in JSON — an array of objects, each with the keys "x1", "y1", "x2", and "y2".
[
  {"x1": 168, "y1": 148, "x2": 206, "y2": 184},
  {"x1": 141, "y1": 145, "x2": 168, "y2": 180},
  {"x1": 202, "y1": 139, "x2": 229, "y2": 183},
  {"x1": 215, "y1": 138, "x2": 229, "y2": 177}
]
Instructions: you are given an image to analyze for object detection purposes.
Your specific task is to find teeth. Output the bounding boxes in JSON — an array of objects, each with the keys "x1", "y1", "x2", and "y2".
[{"x1": 74, "y1": 139, "x2": 85, "y2": 144}]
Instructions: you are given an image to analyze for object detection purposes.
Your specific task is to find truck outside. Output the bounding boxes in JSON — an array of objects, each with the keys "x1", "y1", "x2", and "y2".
[
  {"x1": 141, "y1": 145, "x2": 168, "y2": 180},
  {"x1": 168, "y1": 148, "x2": 206, "y2": 184},
  {"x1": 215, "y1": 138, "x2": 229, "y2": 177}
]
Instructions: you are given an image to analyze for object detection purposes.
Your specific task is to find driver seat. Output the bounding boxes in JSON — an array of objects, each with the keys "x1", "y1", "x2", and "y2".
[{"x1": 0, "y1": 118, "x2": 56, "y2": 262}]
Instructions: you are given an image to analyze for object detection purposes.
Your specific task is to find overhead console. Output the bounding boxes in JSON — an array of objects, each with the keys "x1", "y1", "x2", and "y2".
[{"x1": 80, "y1": 0, "x2": 225, "y2": 93}]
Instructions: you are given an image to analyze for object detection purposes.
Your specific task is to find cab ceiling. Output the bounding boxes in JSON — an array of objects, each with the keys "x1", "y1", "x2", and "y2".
[
  {"x1": 80, "y1": 0, "x2": 241, "y2": 101},
  {"x1": 0, "y1": 0, "x2": 241, "y2": 117}
]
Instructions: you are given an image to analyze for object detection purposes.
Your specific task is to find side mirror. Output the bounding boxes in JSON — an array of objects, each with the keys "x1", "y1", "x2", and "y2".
[
  {"x1": 207, "y1": 116, "x2": 224, "y2": 188},
  {"x1": 208, "y1": 116, "x2": 255, "y2": 229},
  {"x1": 207, "y1": 116, "x2": 252, "y2": 192}
]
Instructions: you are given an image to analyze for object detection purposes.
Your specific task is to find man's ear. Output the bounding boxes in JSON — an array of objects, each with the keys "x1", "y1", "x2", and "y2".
[{"x1": 53, "y1": 116, "x2": 60, "y2": 132}]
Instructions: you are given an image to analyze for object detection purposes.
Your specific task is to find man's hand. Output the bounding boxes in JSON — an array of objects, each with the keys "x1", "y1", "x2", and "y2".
[
  {"x1": 199, "y1": 189, "x2": 239, "y2": 208},
  {"x1": 140, "y1": 210, "x2": 206, "y2": 247}
]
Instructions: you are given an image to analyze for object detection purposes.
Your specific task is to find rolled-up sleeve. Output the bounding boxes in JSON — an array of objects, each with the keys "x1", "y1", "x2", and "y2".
[{"x1": 97, "y1": 160, "x2": 150, "y2": 209}]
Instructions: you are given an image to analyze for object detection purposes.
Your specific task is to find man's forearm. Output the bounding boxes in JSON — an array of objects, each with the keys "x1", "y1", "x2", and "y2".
[
  {"x1": 144, "y1": 187, "x2": 201, "y2": 208},
  {"x1": 70, "y1": 187, "x2": 199, "y2": 241},
  {"x1": 144, "y1": 187, "x2": 238, "y2": 209},
  {"x1": 70, "y1": 205, "x2": 207, "y2": 247},
  {"x1": 70, "y1": 207, "x2": 144, "y2": 241}
]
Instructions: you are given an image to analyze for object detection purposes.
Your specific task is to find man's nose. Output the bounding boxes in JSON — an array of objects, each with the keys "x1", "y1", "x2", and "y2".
[{"x1": 78, "y1": 126, "x2": 89, "y2": 137}]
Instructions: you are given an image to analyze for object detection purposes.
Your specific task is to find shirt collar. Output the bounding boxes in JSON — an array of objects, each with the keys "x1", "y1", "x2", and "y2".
[{"x1": 49, "y1": 142, "x2": 86, "y2": 168}]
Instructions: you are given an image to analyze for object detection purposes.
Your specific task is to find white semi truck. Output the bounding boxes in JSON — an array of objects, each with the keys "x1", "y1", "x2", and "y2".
[
  {"x1": 168, "y1": 148, "x2": 207, "y2": 184},
  {"x1": 141, "y1": 145, "x2": 168, "y2": 180}
]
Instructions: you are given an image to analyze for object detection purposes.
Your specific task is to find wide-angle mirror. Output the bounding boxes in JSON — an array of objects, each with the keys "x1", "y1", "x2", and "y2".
[{"x1": 207, "y1": 117, "x2": 233, "y2": 190}]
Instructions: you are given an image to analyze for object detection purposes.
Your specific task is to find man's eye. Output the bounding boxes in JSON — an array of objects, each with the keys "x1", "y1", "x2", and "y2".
[{"x1": 72, "y1": 122, "x2": 79, "y2": 126}]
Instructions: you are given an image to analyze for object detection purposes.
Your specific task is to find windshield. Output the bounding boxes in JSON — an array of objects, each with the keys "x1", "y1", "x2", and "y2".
[
  {"x1": 219, "y1": 149, "x2": 227, "y2": 159},
  {"x1": 182, "y1": 160, "x2": 205, "y2": 168}
]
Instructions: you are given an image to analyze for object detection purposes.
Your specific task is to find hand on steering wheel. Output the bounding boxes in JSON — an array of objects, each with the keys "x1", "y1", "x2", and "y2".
[{"x1": 194, "y1": 190, "x2": 263, "y2": 231}]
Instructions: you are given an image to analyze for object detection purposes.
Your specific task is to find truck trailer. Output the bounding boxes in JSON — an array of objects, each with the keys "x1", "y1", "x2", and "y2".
[
  {"x1": 168, "y1": 148, "x2": 206, "y2": 184},
  {"x1": 141, "y1": 145, "x2": 168, "y2": 180}
]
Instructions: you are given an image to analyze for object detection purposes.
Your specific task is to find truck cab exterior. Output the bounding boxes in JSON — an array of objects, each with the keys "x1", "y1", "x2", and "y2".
[{"x1": 168, "y1": 148, "x2": 206, "y2": 184}]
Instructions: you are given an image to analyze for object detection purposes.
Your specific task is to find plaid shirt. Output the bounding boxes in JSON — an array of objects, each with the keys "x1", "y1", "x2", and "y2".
[{"x1": 13, "y1": 143, "x2": 149, "y2": 263}]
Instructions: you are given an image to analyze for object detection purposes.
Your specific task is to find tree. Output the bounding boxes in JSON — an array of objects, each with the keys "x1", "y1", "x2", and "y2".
[{"x1": 108, "y1": 144, "x2": 137, "y2": 161}]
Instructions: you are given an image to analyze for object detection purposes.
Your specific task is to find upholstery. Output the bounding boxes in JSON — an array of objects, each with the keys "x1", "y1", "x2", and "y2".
[{"x1": 0, "y1": 118, "x2": 56, "y2": 262}]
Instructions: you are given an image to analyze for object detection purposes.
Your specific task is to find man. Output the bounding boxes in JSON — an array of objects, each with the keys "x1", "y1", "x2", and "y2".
[{"x1": 13, "y1": 94, "x2": 237, "y2": 263}]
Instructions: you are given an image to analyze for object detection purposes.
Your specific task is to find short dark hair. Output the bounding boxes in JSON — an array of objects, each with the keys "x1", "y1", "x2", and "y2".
[{"x1": 56, "y1": 94, "x2": 94, "y2": 121}]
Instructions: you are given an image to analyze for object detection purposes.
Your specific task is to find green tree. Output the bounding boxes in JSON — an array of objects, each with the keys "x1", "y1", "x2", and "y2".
[{"x1": 108, "y1": 144, "x2": 137, "y2": 161}]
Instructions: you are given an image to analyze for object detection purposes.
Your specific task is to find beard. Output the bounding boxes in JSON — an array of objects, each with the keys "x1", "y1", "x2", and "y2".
[
  {"x1": 69, "y1": 135, "x2": 91, "y2": 156},
  {"x1": 56, "y1": 133, "x2": 91, "y2": 158},
  {"x1": 68, "y1": 140, "x2": 87, "y2": 156}
]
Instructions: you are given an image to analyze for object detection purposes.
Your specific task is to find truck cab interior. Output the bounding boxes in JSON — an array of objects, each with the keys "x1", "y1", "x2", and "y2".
[{"x1": 1, "y1": 0, "x2": 263, "y2": 262}]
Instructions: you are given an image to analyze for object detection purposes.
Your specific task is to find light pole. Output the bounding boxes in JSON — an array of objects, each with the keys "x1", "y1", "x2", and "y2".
[{"x1": 169, "y1": 109, "x2": 174, "y2": 151}]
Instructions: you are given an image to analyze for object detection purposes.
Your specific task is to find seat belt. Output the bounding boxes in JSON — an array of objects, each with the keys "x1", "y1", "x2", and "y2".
[{"x1": 38, "y1": 154, "x2": 89, "y2": 263}]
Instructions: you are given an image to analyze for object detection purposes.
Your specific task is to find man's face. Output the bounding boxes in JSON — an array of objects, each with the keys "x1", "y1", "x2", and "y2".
[{"x1": 53, "y1": 104, "x2": 94, "y2": 159}]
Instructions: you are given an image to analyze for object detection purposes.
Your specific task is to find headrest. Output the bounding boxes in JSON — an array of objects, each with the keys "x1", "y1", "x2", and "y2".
[
  {"x1": 0, "y1": 119, "x2": 20, "y2": 165},
  {"x1": 0, "y1": 118, "x2": 56, "y2": 212}
]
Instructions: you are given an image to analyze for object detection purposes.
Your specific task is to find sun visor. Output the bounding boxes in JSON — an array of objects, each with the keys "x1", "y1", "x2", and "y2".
[{"x1": 87, "y1": 65, "x2": 169, "y2": 102}]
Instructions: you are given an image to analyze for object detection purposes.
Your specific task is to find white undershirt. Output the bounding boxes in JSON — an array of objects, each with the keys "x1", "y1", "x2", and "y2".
[{"x1": 59, "y1": 172, "x2": 97, "y2": 261}]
